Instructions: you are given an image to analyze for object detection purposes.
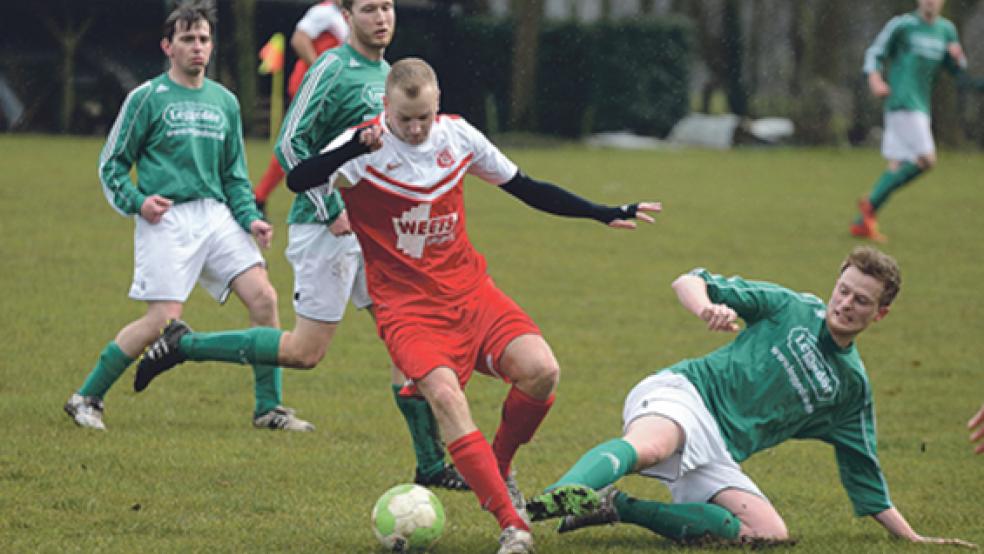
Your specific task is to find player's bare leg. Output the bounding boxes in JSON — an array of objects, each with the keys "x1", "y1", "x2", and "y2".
[
  {"x1": 712, "y1": 488, "x2": 789, "y2": 543},
  {"x1": 230, "y1": 266, "x2": 312, "y2": 431},
  {"x1": 416, "y1": 367, "x2": 530, "y2": 549},
  {"x1": 66, "y1": 300, "x2": 181, "y2": 430}
]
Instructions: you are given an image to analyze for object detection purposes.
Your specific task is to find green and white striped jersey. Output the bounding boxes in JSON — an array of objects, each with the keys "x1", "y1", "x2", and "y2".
[
  {"x1": 276, "y1": 43, "x2": 389, "y2": 225},
  {"x1": 670, "y1": 270, "x2": 892, "y2": 516},
  {"x1": 99, "y1": 73, "x2": 260, "y2": 232},
  {"x1": 863, "y1": 11, "x2": 965, "y2": 114}
]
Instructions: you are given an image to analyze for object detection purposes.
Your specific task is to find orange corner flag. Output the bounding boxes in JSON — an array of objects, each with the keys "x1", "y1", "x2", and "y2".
[{"x1": 258, "y1": 33, "x2": 285, "y2": 75}]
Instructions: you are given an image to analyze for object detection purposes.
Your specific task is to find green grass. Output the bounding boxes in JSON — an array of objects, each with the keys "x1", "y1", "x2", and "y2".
[{"x1": 1, "y1": 134, "x2": 982, "y2": 553}]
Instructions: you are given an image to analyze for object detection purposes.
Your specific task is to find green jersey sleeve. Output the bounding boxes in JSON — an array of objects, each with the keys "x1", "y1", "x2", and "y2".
[
  {"x1": 942, "y1": 21, "x2": 967, "y2": 75},
  {"x1": 99, "y1": 81, "x2": 152, "y2": 216},
  {"x1": 863, "y1": 15, "x2": 904, "y2": 75},
  {"x1": 824, "y1": 393, "x2": 893, "y2": 516},
  {"x1": 276, "y1": 53, "x2": 345, "y2": 223},
  {"x1": 694, "y1": 269, "x2": 798, "y2": 324},
  {"x1": 221, "y1": 96, "x2": 262, "y2": 231}
]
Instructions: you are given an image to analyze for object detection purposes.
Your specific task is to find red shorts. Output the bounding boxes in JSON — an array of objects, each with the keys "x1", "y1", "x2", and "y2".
[{"x1": 375, "y1": 278, "x2": 541, "y2": 395}]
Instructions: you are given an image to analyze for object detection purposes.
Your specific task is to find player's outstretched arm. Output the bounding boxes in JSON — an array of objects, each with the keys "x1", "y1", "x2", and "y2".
[
  {"x1": 286, "y1": 126, "x2": 383, "y2": 193},
  {"x1": 872, "y1": 507, "x2": 976, "y2": 548},
  {"x1": 498, "y1": 171, "x2": 660, "y2": 229}
]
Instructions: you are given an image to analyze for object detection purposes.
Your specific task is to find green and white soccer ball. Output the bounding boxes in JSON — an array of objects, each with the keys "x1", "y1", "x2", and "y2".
[{"x1": 371, "y1": 483, "x2": 445, "y2": 552}]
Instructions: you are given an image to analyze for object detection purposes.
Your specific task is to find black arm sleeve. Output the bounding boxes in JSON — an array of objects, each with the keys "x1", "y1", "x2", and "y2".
[
  {"x1": 286, "y1": 131, "x2": 371, "y2": 193},
  {"x1": 499, "y1": 171, "x2": 637, "y2": 224}
]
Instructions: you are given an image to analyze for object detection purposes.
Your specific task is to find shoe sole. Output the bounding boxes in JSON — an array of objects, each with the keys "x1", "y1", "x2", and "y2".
[{"x1": 526, "y1": 485, "x2": 600, "y2": 522}]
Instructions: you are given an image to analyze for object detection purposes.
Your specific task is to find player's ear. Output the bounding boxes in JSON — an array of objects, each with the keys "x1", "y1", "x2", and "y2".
[
  {"x1": 873, "y1": 305, "x2": 890, "y2": 323},
  {"x1": 160, "y1": 38, "x2": 171, "y2": 56},
  {"x1": 383, "y1": 94, "x2": 389, "y2": 110}
]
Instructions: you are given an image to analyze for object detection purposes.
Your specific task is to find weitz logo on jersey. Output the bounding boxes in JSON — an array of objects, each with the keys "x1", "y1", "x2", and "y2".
[
  {"x1": 393, "y1": 204, "x2": 458, "y2": 259},
  {"x1": 436, "y1": 147, "x2": 455, "y2": 169}
]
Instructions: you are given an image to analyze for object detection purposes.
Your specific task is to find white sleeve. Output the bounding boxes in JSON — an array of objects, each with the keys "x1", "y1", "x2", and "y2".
[
  {"x1": 295, "y1": 4, "x2": 349, "y2": 41},
  {"x1": 459, "y1": 118, "x2": 518, "y2": 185}
]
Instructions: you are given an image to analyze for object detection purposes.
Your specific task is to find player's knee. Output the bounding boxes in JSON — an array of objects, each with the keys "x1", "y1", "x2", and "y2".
[
  {"x1": 246, "y1": 284, "x2": 279, "y2": 322},
  {"x1": 423, "y1": 381, "x2": 466, "y2": 414},
  {"x1": 741, "y1": 517, "x2": 789, "y2": 542},
  {"x1": 280, "y1": 334, "x2": 325, "y2": 369}
]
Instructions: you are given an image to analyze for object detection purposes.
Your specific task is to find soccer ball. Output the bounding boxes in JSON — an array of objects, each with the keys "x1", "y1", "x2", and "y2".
[{"x1": 371, "y1": 483, "x2": 445, "y2": 552}]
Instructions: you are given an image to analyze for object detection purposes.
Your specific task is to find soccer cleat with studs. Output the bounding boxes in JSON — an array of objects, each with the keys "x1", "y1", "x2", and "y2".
[
  {"x1": 558, "y1": 485, "x2": 621, "y2": 533},
  {"x1": 253, "y1": 406, "x2": 315, "y2": 431},
  {"x1": 64, "y1": 393, "x2": 106, "y2": 430},
  {"x1": 414, "y1": 463, "x2": 470, "y2": 491},
  {"x1": 525, "y1": 484, "x2": 600, "y2": 522},
  {"x1": 134, "y1": 319, "x2": 191, "y2": 392}
]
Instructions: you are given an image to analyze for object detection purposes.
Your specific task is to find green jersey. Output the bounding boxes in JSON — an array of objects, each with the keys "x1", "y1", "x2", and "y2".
[
  {"x1": 276, "y1": 43, "x2": 388, "y2": 225},
  {"x1": 99, "y1": 73, "x2": 260, "y2": 232},
  {"x1": 863, "y1": 11, "x2": 965, "y2": 114},
  {"x1": 670, "y1": 270, "x2": 892, "y2": 516}
]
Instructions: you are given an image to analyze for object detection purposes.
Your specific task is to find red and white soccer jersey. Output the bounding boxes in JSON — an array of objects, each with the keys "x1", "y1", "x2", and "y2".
[
  {"x1": 288, "y1": 1, "x2": 348, "y2": 97},
  {"x1": 334, "y1": 113, "x2": 519, "y2": 311}
]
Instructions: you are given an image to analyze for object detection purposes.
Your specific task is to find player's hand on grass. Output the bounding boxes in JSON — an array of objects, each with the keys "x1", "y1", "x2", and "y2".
[
  {"x1": 358, "y1": 124, "x2": 385, "y2": 151},
  {"x1": 329, "y1": 209, "x2": 353, "y2": 236},
  {"x1": 969, "y1": 404, "x2": 984, "y2": 455},
  {"x1": 607, "y1": 201, "x2": 662, "y2": 229},
  {"x1": 250, "y1": 219, "x2": 273, "y2": 249},
  {"x1": 914, "y1": 535, "x2": 977, "y2": 548},
  {"x1": 700, "y1": 303, "x2": 740, "y2": 333},
  {"x1": 140, "y1": 195, "x2": 172, "y2": 224}
]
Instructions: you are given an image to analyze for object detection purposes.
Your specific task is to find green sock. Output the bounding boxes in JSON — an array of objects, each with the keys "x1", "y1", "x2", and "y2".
[
  {"x1": 178, "y1": 327, "x2": 282, "y2": 366},
  {"x1": 78, "y1": 341, "x2": 134, "y2": 398},
  {"x1": 614, "y1": 491, "x2": 741, "y2": 543},
  {"x1": 252, "y1": 365, "x2": 282, "y2": 417},
  {"x1": 856, "y1": 161, "x2": 924, "y2": 223},
  {"x1": 392, "y1": 385, "x2": 446, "y2": 477},
  {"x1": 870, "y1": 161, "x2": 922, "y2": 210},
  {"x1": 548, "y1": 438, "x2": 638, "y2": 490}
]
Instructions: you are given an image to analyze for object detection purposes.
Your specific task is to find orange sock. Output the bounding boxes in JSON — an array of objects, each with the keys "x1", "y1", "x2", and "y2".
[{"x1": 255, "y1": 155, "x2": 286, "y2": 203}]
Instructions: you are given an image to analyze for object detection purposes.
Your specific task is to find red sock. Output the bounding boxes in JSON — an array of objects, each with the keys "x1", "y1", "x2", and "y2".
[
  {"x1": 492, "y1": 387, "x2": 554, "y2": 478},
  {"x1": 255, "y1": 155, "x2": 286, "y2": 203},
  {"x1": 448, "y1": 430, "x2": 528, "y2": 531}
]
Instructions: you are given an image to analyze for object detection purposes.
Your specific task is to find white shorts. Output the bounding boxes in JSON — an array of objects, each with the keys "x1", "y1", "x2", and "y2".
[
  {"x1": 622, "y1": 371, "x2": 767, "y2": 505},
  {"x1": 882, "y1": 110, "x2": 935, "y2": 162},
  {"x1": 130, "y1": 199, "x2": 264, "y2": 304},
  {"x1": 285, "y1": 224, "x2": 371, "y2": 322}
]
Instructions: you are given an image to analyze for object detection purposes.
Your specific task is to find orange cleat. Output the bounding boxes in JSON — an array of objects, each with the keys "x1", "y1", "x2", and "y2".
[
  {"x1": 858, "y1": 198, "x2": 878, "y2": 230},
  {"x1": 849, "y1": 222, "x2": 888, "y2": 243}
]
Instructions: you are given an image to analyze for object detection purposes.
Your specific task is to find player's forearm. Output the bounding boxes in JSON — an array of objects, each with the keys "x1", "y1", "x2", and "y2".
[
  {"x1": 672, "y1": 274, "x2": 714, "y2": 318},
  {"x1": 286, "y1": 130, "x2": 369, "y2": 193},
  {"x1": 872, "y1": 507, "x2": 920, "y2": 541},
  {"x1": 290, "y1": 30, "x2": 318, "y2": 65},
  {"x1": 499, "y1": 172, "x2": 636, "y2": 224}
]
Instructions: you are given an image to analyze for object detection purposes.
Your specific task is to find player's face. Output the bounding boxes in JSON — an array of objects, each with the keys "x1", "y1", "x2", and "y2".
[
  {"x1": 826, "y1": 265, "x2": 890, "y2": 344},
  {"x1": 385, "y1": 84, "x2": 439, "y2": 146},
  {"x1": 918, "y1": 0, "x2": 944, "y2": 18},
  {"x1": 162, "y1": 19, "x2": 212, "y2": 78},
  {"x1": 346, "y1": 0, "x2": 395, "y2": 53}
]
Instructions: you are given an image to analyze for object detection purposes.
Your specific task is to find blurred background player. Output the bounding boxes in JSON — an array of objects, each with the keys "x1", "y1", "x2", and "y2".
[
  {"x1": 136, "y1": 0, "x2": 469, "y2": 492},
  {"x1": 528, "y1": 247, "x2": 973, "y2": 548},
  {"x1": 64, "y1": 1, "x2": 312, "y2": 432},
  {"x1": 253, "y1": 1, "x2": 348, "y2": 215},
  {"x1": 852, "y1": 0, "x2": 968, "y2": 242}
]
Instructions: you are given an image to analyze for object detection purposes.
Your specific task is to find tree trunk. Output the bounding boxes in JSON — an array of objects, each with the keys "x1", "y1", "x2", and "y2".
[
  {"x1": 231, "y1": 0, "x2": 257, "y2": 135},
  {"x1": 508, "y1": 0, "x2": 543, "y2": 131},
  {"x1": 41, "y1": 11, "x2": 92, "y2": 133}
]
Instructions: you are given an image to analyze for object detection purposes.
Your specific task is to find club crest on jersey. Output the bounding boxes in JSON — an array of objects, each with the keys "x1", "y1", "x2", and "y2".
[
  {"x1": 436, "y1": 147, "x2": 455, "y2": 169},
  {"x1": 393, "y1": 203, "x2": 458, "y2": 259}
]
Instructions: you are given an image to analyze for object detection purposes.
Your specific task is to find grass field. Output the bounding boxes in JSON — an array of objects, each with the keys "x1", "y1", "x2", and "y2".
[{"x1": 1, "y1": 134, "x2": 982, "y2": 553}]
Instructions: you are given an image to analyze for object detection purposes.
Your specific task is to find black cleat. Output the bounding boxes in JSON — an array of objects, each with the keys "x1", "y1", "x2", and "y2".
[
  {"x1": 135, "y1": 319, "x2": 191, "y2": 392},
  {"x1": 414, "y1": 463, "x2": 471, "y2": 491}
]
